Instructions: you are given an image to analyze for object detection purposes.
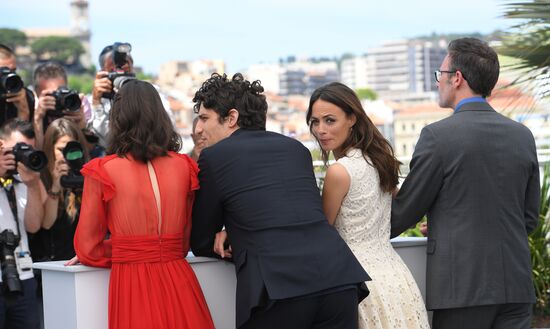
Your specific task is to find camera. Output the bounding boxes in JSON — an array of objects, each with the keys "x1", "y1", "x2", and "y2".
[
  {"x1": 102, "y1": 42, "x2": 136, "y2": 99},
  {"x1": 60, "y1": 141, "x2": 85, "y2": 189},
  {"x1": 0, "y1": 229, "x2": 22, "y2": 295},
  {"x1": 6, "y1": 142, "x2": 48, "y2": 176},
  {"x1": 48, "y1": 87, "x2": 82, "y2": 116},
  {"x1": 0, "y1": 67, "x2": 23, "y2": 97}
]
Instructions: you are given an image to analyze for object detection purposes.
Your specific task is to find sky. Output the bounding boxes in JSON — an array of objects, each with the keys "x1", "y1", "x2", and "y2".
[{"x1": 2, "y1": 0, "x2": 514, "y2": 74}]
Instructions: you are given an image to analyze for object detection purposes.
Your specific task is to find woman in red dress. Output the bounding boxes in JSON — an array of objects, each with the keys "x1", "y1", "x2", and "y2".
[{"x1": 72, "y1": 80, "x2": 215, "y2": 329}]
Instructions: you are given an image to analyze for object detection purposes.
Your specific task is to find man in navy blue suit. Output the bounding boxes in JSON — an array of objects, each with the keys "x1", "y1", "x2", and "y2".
[{"x1": 191, "y1": 73, "x2": 369, "y2": 329}]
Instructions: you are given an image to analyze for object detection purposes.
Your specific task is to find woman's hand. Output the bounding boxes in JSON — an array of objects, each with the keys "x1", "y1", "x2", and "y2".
[
  {"x1": 64, "y1": 255, "x2": 80, "y2": 266},
  {"x1": 52, "y1": 158, "x2": 69, "y2": 191},
  {"x1": 213, "y1": 230, "x2": 232, "y2": 259}
]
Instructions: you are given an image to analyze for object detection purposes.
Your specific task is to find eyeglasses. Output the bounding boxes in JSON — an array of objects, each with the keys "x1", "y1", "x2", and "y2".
[{"x1": 434, "y1": 70, "x2": 457, "y2": 82}]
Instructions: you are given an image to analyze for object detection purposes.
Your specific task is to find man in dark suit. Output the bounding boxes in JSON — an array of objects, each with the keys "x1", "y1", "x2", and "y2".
[
  {"x1": 191, "y1": 73, "x2": 369, "y2": 329},
  {"x1": 391, "y1": 38, "x2": 540, "y2": 329}
]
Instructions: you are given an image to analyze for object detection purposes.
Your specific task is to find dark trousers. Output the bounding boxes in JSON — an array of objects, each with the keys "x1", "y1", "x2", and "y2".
[
  {"x1": 241, "y1": 287, "x2": 358, "y2": 329},
  {"x1": 0, "y1": 278, "x2": 40, "y2": 329},
  {"x1": 432, "y1": 303, "x2": 532, "y2": 329}
]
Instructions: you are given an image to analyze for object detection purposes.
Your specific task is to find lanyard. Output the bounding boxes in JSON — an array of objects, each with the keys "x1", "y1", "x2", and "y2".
[{"x1": 1, "y1": 178, "x2": 22, "y2": 238}]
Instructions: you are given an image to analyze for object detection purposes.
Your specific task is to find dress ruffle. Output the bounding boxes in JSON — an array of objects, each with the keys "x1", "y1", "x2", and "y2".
[
  {"x1": 172, "y1": 152, "x2": 200, "y2": 191},
  {"x1": 80, "y1": 155, "x2": 118, "y2": 201}
]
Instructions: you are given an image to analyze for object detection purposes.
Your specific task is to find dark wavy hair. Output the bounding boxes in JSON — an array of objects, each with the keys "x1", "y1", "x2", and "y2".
[
  {"x1": 108, "y1": 80, "x2": 181, "y2": 162},
  {"x1": 306, "y1": 82, "x2": 400, "y2": 193},
  {"x1": 447, "y1": 38, "x2": 499, "y2": 98},
  {"x1": 192, "y1": 73, "x2": 267, "y2": 130}
]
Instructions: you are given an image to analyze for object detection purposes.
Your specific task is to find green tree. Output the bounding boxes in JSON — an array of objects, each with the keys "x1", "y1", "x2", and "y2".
[
  {"x1": 68, "y1": 74, "x2": 94, "y2": 95},
  {"x1": 31, "y1": 36, "x2": 84, "y2": 64},
  {"x1": 355, "y1": 88, "x2": 377, "y2": 100},
  {"x1": 0, "y1": 28, "x2": 27, "y2": 49},
  {"x1": 498, "y1": 0, "x2": 550, "y2": 99}
]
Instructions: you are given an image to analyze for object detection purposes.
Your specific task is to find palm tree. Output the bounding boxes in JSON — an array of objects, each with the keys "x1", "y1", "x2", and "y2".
[{"x1": 498, "y1": 0, "x2": 550, "y2": 100}]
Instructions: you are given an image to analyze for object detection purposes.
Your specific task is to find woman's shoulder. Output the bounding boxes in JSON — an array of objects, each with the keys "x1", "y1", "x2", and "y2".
[
  {"x1": 83, "y1": 154, "x2": 119, "y2": 170},
  {"x1": 166, "y1": 152, "x2": 200, "y2": 191}
]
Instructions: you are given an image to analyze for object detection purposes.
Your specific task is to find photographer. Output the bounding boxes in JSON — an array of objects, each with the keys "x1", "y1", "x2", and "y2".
[
  {"x1": 30, "y1": 118, "x2": 89, "y2": 263},
  {"x1": 0, "y1": 119, "x2": 44, "y2": 329},
  {"x1": 90, "y1": 42, "x2": 174, "y2": 147},
  {"x1": 33, "y1": 63, "x2": 89, "y2": 150},
  {"x1": 0, "y1": 44, "x2": 35, "y2": 127}
]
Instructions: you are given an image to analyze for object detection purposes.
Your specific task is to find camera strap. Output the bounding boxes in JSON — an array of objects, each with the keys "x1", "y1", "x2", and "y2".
[{"x1": 0, "y1": 178, "x2": 23, "y2": 238}]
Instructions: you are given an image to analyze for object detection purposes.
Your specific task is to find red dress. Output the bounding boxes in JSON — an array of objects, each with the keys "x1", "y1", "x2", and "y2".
[{"x1": 74, "y1": 152, "x2": 215, "y2": 329}]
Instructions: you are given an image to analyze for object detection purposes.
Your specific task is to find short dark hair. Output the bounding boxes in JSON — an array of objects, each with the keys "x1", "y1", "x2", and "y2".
[
  {"x1": 33, "y1": 62, "x2": 67, "y2": 90},
  {"x1": 98, "y1": 44, "x2": 133, "y2": 70},
  {"x1": 0, "y1": 44, "x2": 15, "y2": 60},
  {"x1": 0, "y1": 119, "x2": 35, "y2": 140},
  {"x1": 98, "y1": 45, "x2": 113, "y2": 69},
  {"x1": 193, "y1": 73, "x2": 267, "y2": 130},
  {"x1": 108, "y1": 80, "x2": 181, "y2": 162},
  {"x1": 447, "y1": 38, "x2": 499, "y2": 98}
]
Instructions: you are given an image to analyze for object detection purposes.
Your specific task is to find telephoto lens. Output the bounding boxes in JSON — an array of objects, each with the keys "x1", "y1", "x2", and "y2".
[
  {"x1": 11, "y1": 142, "x2": 48, "y2": 172},
  {"x1": 0, "y1": 67, "x2": 23, "y2": 96},
  {"x1": 0, "y1": 229, "x2": 22, "y2": 295}
]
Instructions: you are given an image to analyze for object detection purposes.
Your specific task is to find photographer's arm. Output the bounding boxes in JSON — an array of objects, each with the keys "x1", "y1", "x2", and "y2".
[
  {"x1": 5, "y1": 88, "x2": 30, "y2": 122},
  {"x1": 42, "y1": 159, "x2": 68, "y2": 229},
  {"x1": 88, "y1": 72, "x2": 112, "y2": 146},
  {"x1": 19, "y1": 163, "x2": 45, "y2": 233},
  {"x1": 33, "y1": 90, "x2": 56, "y2": 150}
]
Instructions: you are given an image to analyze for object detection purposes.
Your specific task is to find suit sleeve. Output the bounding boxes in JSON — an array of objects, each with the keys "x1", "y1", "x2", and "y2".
[
  {"x1": 190, "y1": 149, "x2": 224, "y2": 258},
  {"x1": 524, "y1": 143, "x2": 540, "y2": 234},
  {"x1": 391, "y1": 127, "x2": 444, "y2": 238}
]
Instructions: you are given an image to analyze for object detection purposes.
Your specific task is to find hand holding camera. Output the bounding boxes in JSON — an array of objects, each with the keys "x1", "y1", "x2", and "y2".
[
  {"x1": 93, "y1": 42, "x2": 136, "y2": 101},
  {"x1": 51, "y1": 158, "x2": 70, "y2": 192},
  {"x1": 1, "y1": 143, "x2": 47, "y2": 178},
  {"x1": 0, "y1": 67, "x2": 29, "y2": 118},
  {"x1": 0, "y1": 146, "x2": 16, "y2": 178},
  {"x1": 91, "y1": 71, "x2": 112, "y2": 105}
]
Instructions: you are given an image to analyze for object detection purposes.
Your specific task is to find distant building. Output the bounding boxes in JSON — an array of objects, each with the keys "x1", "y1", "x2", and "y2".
[
  {"x1": 278, "y1": 60, "x2": 339, "y2": 96},
  {"x1": 341, "y1": 39, "x2": 447, "y2": 104},
  {"x1": 393, "y1": 102, "x2": 452, "y2": 163},
  {"x1": 362, "y1": 100, "x2": 396, "y2": 145},
  {"x1": 157, "y1": 59, "x2": 225, "y2": 94},
  {"x1": 21, "y1": 0, "x2": 92, "y2": 69},
  {"x1": 245, "y1": 64, "x2": 281, "y2": 94}
]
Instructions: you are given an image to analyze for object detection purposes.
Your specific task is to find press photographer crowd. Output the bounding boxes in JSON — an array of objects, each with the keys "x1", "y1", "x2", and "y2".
[{"x1": 0, "y1": 41, "x2": 141, "y2": 328}]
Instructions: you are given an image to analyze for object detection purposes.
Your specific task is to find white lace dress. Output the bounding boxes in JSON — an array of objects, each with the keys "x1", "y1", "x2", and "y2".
[{"x1": 334, "y1": 149, "x2": 430, "y2": 329}]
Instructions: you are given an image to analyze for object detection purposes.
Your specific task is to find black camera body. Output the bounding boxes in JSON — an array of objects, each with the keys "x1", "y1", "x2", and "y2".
[
  {"x1": 0, "y1": 229, "x2": 22, "y2": 295},
  {"x1": 6, "y1": 142, "x2": 48, "y2": 176},
  {"x1": 102, "y1": 42, "x2": 136, "y2": 99},
  {"x1": 60, "y1": 140, "x2": 85, "y2": 189},
  {"x1": 0, "y1": 67, "x2": 23, "y2": 97},
  {"x1": 46, "y1": 86, "x2": 82, "y2": 118}
]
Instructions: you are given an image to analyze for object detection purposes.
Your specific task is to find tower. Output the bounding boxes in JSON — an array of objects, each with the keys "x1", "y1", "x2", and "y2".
[{"x1": 70, "y1": 0, "x2": 92, "y2": 68}]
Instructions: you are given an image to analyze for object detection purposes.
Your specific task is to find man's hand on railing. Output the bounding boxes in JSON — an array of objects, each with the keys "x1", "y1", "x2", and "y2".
[{"x1": 213, "y1": 230, "x2": 232, "y2": 259}]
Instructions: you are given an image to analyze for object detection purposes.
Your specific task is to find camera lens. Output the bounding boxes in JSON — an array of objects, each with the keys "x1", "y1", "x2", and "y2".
[
  {"x1": 27, "y1": 152, "x2": 48, "y2": 171},
  {"x1": 1, "y1": 73, "x2": 23, "y2": 94},
  {"x1": 63, "y1": 93, "x2": 82, "y2": 112}
]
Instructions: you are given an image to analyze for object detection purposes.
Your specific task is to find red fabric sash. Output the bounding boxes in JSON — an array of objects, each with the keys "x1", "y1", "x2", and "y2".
[{"x1": 111, "y1": 234, "x2": 185, "y2": 264}]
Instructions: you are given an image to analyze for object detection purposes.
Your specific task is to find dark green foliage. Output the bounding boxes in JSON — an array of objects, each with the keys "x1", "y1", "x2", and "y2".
[{"x1": 31, "y1": 36, "x2": 84, "y2": 64}]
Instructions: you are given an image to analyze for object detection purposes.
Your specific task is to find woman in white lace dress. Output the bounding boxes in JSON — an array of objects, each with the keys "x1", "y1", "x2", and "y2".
[{"x1": 306, "y1": 82, "x2": 430, "y2": 329}]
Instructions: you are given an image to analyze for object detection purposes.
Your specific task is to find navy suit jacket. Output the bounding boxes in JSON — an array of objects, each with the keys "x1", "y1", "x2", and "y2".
[{"x1": 191, "y1": 129, "x2": 370, "y2": 328}]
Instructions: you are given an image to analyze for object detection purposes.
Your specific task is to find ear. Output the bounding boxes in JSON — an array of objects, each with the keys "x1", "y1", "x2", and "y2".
[
  {"x1": 226, "y1": 109, "x2": 240, "y2": 128},
  {"x1": 349, "y1": 113, "x2": 357, "y2": 127},
  {"x1": 455, "y1": 70, "x2": 467, "y2": 88}
]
